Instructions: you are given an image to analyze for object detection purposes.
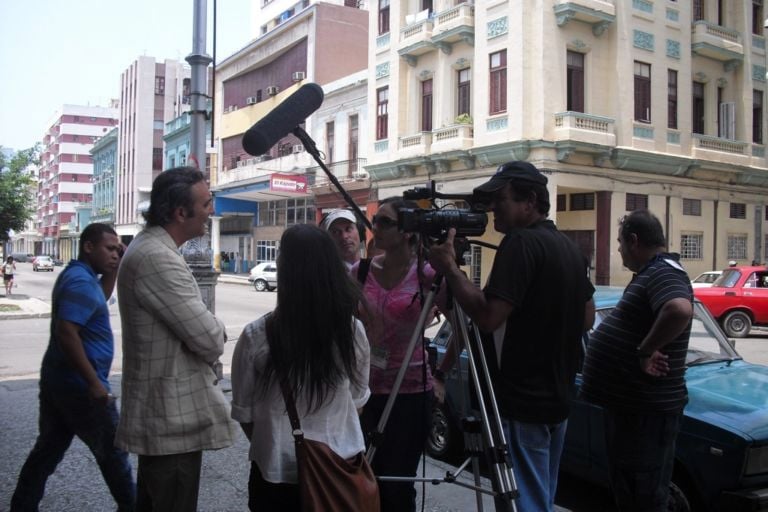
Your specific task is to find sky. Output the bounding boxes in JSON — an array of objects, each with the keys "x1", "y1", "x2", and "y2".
[{"x1": 0, "y1": 0, "x2": 253, "y2": 152}]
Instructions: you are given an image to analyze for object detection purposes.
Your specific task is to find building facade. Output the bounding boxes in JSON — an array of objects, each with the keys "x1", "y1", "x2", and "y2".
[
  {"x1": 36, "y1": 104, "x2": 118, "y2": 259},
  {"x1": 211, "y1": 1, "x2": 369, "y2": 269},
  {"x1": 90, "y1": 127, "x2": 118, "y2": 226},
  {"x1": 366, "y1": 0, "x2": 768, "y2": 285},
  {"x1": 115, "y1": 56, "x2": 191, "y2": 242}
]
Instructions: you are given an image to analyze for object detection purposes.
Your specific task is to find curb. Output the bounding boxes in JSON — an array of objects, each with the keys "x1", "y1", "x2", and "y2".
[{"x1": 0, "y1": 312, "x2": 52, "y2": 320}]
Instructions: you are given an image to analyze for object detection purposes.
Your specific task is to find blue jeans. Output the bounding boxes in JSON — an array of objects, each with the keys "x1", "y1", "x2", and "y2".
[
  {"x1": 10, "y1": 385, "x2": 135, "y2": 511},
  {"x1": 500, "y1": 419, "x2": 567, "y2": 512},
  {"x1": 603, "y1": 409, "x2": 682, "y2": 512}
]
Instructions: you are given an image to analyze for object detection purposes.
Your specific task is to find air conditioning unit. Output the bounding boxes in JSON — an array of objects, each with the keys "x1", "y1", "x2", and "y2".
[
  {"x1": 266, "y1": 86, "x2": 279, "y2": 96},
  {"x1": 352, "y1": 170, "x2": 369, "y2": 179},
  {"x1": 246, "y1": 96, "x2": 257, "y2": 105},
  {"x1": 292, "y1": 71, "x2": 306, "y2": 82},
  {"x1": 292, "y1": 144, "x2": 304, "y2": 154}
]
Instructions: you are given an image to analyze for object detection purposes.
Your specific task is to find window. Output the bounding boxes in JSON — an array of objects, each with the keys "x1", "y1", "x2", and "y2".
[
  {"x1": 326, "y1": 121, "x2": 335, "y2": 163},
  {"x1": 570, "y1": 193, "x2": 595, "y2": 211},
  {"x1": 489, "y1": 50, "x2": 507, "y2": 114},
  {"x1": 567, "y1": 51, "x2": 585, "y2": 113},
  {"x1": 683, "y1": 198, "x2": 702, "y2": 216},
  {"x1": 634, "y1": 62, "x2": 651, "y2": 122},
  {"x1": 693, "y1": 82, "x2": 705, "y2": 134},
  {"x1": 765, "y1": 234, "x2": 768, "y2": 260},
  {"x1": 680, "y1": 233, "x2": 703, "y2": 259},
  {"x1": 730, "y1": 202, "x2": 746, "y2": 219},
  {"x1": 152, "y1": 148, "x2": 163, "y2": 170},
  {"x1": 457, "y1": 68, "x2": 471, "y2": 116},
  {"x1": 349, "y1": 114, "x2": 359, "y2": 173},
  {"x1": 556, "y1": 194, "x2": 566, "y2": 212},
  {"x1": 155, "y1": 76, "x2": 165, "y2": 95},
  {"x1": 754, "y1": 90, "x2": 763, "y2": 144},
  {"x1": 378, "y1": 0, "x2": 390, "y2": 35},
  {"x1": 421, "y1": 79, "x2": 433, "y2": 131},
  {"x1": 376, "y1": 87, "x2": 389, "y2": 140},
  {"x1": 727, "y1": 234, "x2": 748, "y2": 260},
  {"x1": 694, "y1": 0, "x2": 704, "y2": 21},
  {"x1": 755, "y1": 1, "x2": 765, "y2": 35},
  {"x1": 668, "y1": 70, "x2": 678, "y2": 129},
  {"x1": 256, "y1": 240, "x2": 278, "y2": 263},
  {"x1": 470, "y1": 245, "x2": 482, "y2": 287},
  {"x1": 626, "y1": 193, "x2": 648, "y2": 211}
]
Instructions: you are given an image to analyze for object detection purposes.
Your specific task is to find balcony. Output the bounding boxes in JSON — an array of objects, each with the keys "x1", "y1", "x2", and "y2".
[
  {"x1": 692, "y1": 134, "x2": 751, "y2": 166},
  {"x1": 554, "y1": 112, "x2": 616, "y2": 147},
  {"x1": 430, "y1": 124, "x2": 474, "y2": 153},
  {"x1": 307, "y1": 159, "x2": 369, "y2": 188},
  {"x1": 691, "y1": 21, "x2": 743, "y2": 69},
  {"x1": 431, "y1": 3, "x2": 474, "y2": 52},
  {"x1": 553, "y1": 0, "x2": 615, "y2": 37},
  {"x1": 398, "y1": 131, "x2": 432, "y2": 159},
  {"x1": 398, "y1": 12, "x2": 434, "y2": 66}
]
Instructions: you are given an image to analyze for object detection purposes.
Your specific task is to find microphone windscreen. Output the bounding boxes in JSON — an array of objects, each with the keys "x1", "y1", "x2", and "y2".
[{"x1": 242, "y1": 83, "x2": 324, "y2": 156}]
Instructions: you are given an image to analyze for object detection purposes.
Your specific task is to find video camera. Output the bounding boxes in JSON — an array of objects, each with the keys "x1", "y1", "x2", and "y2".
[{"x1": 398, "y1": 181, "x2": 488, "y2": 239}]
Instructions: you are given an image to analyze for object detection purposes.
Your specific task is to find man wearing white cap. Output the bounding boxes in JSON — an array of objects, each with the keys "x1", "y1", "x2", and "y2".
[{"x1": 320, "y1": 209, "x2": 362, "y2": 270}]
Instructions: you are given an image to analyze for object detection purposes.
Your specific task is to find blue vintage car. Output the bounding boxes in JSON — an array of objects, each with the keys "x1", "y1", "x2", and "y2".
[{"x1": 428, "y1": 287, "x2": 768, "y2": 511}]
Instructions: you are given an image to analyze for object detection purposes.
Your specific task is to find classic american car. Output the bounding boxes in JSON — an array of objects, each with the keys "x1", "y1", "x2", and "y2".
[{"x1": 694, "y1": 265, "x2": 768, "y2": 338}]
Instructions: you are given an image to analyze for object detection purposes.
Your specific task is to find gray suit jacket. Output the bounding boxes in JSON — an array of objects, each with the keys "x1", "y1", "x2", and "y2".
[{"x1": 115, "y1": 226, "x2": 237, "y2": 455}]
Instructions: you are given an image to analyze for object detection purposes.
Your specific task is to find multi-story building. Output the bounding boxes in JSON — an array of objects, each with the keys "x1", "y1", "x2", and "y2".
[
  {"x1": 115, "y1": 56, "x2": 191, "y2": 242},
  {"x1": 90, "y1": 127, "x2": 118, "y2": 226},
  {"x1": 211, "y1": 1, "x2": 368, "y2": 269},
  {"x1": 367, "y1": 0, "x2": 768, "y2": 285},
  {"x1": 37, "y1": 104, "x2": 118, "y2": 259}
]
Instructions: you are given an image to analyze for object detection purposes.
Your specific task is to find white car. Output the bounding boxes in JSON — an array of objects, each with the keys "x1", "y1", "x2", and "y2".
[
  {"x1": 32, "y1": 255, "x2": 54, "y2": 272},
  {"x1": 690, "y1": 270, "x2": 722, "y2": 288},
  {"x1": 248, "y1": 261, "x2": 277, "y2": 291}
]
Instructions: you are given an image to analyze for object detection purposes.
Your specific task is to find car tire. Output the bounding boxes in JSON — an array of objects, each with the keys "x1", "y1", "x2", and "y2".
[
  {"x1": 426, "y1": 402, "x2": 459, "y2": 459},
  {"x1": 667, "y1": 481, "x2": 691, "y2": 512},
  {"x1": 721, "y1": 310, "x2": 751, "y2": 338},
  {"x1": 253, "y1": 279, "x2": 267, "y2": 292}
]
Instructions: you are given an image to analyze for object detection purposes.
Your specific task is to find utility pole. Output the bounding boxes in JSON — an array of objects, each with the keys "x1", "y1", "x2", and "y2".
[{"x1": 184, "y1": 0, "x2": 219, "y2": 313}]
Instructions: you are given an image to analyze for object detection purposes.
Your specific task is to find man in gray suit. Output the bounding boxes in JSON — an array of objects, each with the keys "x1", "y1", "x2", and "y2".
[{"x1": 116, "y1": 167, "x2": 237, "y2": 511}]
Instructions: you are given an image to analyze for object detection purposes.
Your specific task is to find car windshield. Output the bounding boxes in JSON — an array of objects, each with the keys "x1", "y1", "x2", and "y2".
[{"x1": 711, "y1": 269, "x2": 740, "y2": 288}]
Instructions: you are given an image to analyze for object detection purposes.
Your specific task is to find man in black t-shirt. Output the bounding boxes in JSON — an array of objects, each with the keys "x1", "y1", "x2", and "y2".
[
  {"x1": 428, "y1": 161, "x2": 595, "y2": 511},
  {"x1": 581, "y1": 209, "x2": 693, "y2": 511}
]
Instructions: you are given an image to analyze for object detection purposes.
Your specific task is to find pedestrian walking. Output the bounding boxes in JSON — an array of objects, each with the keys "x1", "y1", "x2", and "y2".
[
  {"x1": 3, "y1": 256, "x2": 17, "y2": 296},
  {"x1": 10, "y1": 223, "x2": 135, "y2": 511}
]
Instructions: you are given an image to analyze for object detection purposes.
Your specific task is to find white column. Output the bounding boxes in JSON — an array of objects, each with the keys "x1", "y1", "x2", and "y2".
[{"x1": 211, "y1": 216, "x2": 222, "y2": 271}]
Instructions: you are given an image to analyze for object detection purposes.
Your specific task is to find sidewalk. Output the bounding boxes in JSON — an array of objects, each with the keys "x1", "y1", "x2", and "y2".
[{"x1": 0, "y1": 293, "x2": 50, "y2": 319}]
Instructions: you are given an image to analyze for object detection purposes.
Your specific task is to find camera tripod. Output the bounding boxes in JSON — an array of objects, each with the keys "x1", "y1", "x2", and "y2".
[{"x1": 365, "y1": 272, "x2": 519, "y2": 512}]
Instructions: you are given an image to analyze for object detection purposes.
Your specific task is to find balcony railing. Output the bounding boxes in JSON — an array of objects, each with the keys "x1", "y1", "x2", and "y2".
[
  {"x1": 554, "y1": 112, "x2": 616, "y2": 146},
  {"x1": 431, "y1": 124, "x2": 474, "y2": 152},
  {"x1": 691, "y1": 21, "x2": 743, "y2": 65},
  {"x1": 307, "y1": 159, "x2": 368, "y2": 187},
  {"x1": 693, "y1": 134, "x2": 747, "y2": 155}
]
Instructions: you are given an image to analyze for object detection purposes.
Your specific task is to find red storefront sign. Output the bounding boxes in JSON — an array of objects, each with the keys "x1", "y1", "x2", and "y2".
[{"x1": 270, "y1": 173, "x2": 308, "y2": 194}]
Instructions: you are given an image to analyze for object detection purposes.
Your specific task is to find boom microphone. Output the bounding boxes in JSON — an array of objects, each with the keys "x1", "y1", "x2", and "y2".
[{"x1": 242, "y1": 82, "x2": 324, "y2": 156}]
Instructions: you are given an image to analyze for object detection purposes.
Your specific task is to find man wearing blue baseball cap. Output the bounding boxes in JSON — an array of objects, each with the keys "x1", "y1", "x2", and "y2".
[{"x1": 428, "y1": 161, "x2": 595, "y2": 511}]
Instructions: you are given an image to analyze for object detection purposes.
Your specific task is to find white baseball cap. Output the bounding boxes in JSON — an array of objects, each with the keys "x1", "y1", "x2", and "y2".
[{"x1": 321, "y1": 209, "x2": 357, "y2": 231}]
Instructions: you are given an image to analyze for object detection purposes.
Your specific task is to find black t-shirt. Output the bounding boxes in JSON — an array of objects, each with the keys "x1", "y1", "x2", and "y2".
[
  {"x1": 581, "y1": 253, "x2": 692, "y2": 414},
  {"x1": 484, "y1": 219, "x2": 594, "y2": 424}
]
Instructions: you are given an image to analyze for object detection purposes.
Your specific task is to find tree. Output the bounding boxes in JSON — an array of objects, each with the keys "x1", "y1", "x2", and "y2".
[{"x1": 0, "y1": 145, "x2": 39, "y2": 244}]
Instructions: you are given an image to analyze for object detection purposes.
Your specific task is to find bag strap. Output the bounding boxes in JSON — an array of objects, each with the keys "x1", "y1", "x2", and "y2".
[
  {"x1": 356, "y1": 257, "x2": 372, "y2": 285},
  {"x1": 267, "y1": 319, "x2": 304, "y2": 442}
]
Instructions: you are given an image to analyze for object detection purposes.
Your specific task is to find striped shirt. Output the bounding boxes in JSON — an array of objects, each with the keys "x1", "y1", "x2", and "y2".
[{"x1": 581, "y1": 253, "x2": 693, "y2": 413}]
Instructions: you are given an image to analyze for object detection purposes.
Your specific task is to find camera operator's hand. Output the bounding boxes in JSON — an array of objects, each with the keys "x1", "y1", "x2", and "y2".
[{"x1": 427, "y1": 228, "x2": 460, "y2": 277}]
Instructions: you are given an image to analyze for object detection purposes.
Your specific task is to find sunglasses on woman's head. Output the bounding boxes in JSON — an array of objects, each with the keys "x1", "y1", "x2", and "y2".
[{"x1": 372, "y1": 215, "x2": 398, "y2": 229}]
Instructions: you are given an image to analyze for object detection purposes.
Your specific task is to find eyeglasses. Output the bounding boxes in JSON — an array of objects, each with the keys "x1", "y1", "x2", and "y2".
[{"x1": 372, "y1": 214, "x2": 398, "y2": 229}]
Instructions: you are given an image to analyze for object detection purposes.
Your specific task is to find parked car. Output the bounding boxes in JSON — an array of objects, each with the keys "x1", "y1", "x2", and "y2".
[
  {"x1": 10, "y1": 253, "x2": 34, "y2": 263},
  {"x1": 691, "y1": 270, "x2": 722, "y2": 288},
  {"x1": 32, "y1": 255, "x2": 54, "y2": 272},
  {"x1": 694, "y1": 265, "x2": 768, "y2": 338},
  {"x1": 429, "y1": 287, "x2": 768, "y2": 512},
  {"x1": 248, "y1": 261, "x2": 277, "y2": 291}
]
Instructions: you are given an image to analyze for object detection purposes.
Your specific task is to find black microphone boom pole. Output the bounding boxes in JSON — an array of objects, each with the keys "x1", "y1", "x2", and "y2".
[{"x1": 241, "y1": 82, "x2": 373, "y2": 231}]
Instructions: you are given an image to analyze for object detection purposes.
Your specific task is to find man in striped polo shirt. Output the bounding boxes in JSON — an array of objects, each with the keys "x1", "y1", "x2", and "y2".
[{"x1": 581, "y1": 209, "x2": 693, "y2": 512}]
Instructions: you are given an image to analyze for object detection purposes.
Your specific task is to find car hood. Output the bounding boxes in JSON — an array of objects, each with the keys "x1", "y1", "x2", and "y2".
[{"x1": 685, "y1": 361, "x2": 768, "y2": 441}]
